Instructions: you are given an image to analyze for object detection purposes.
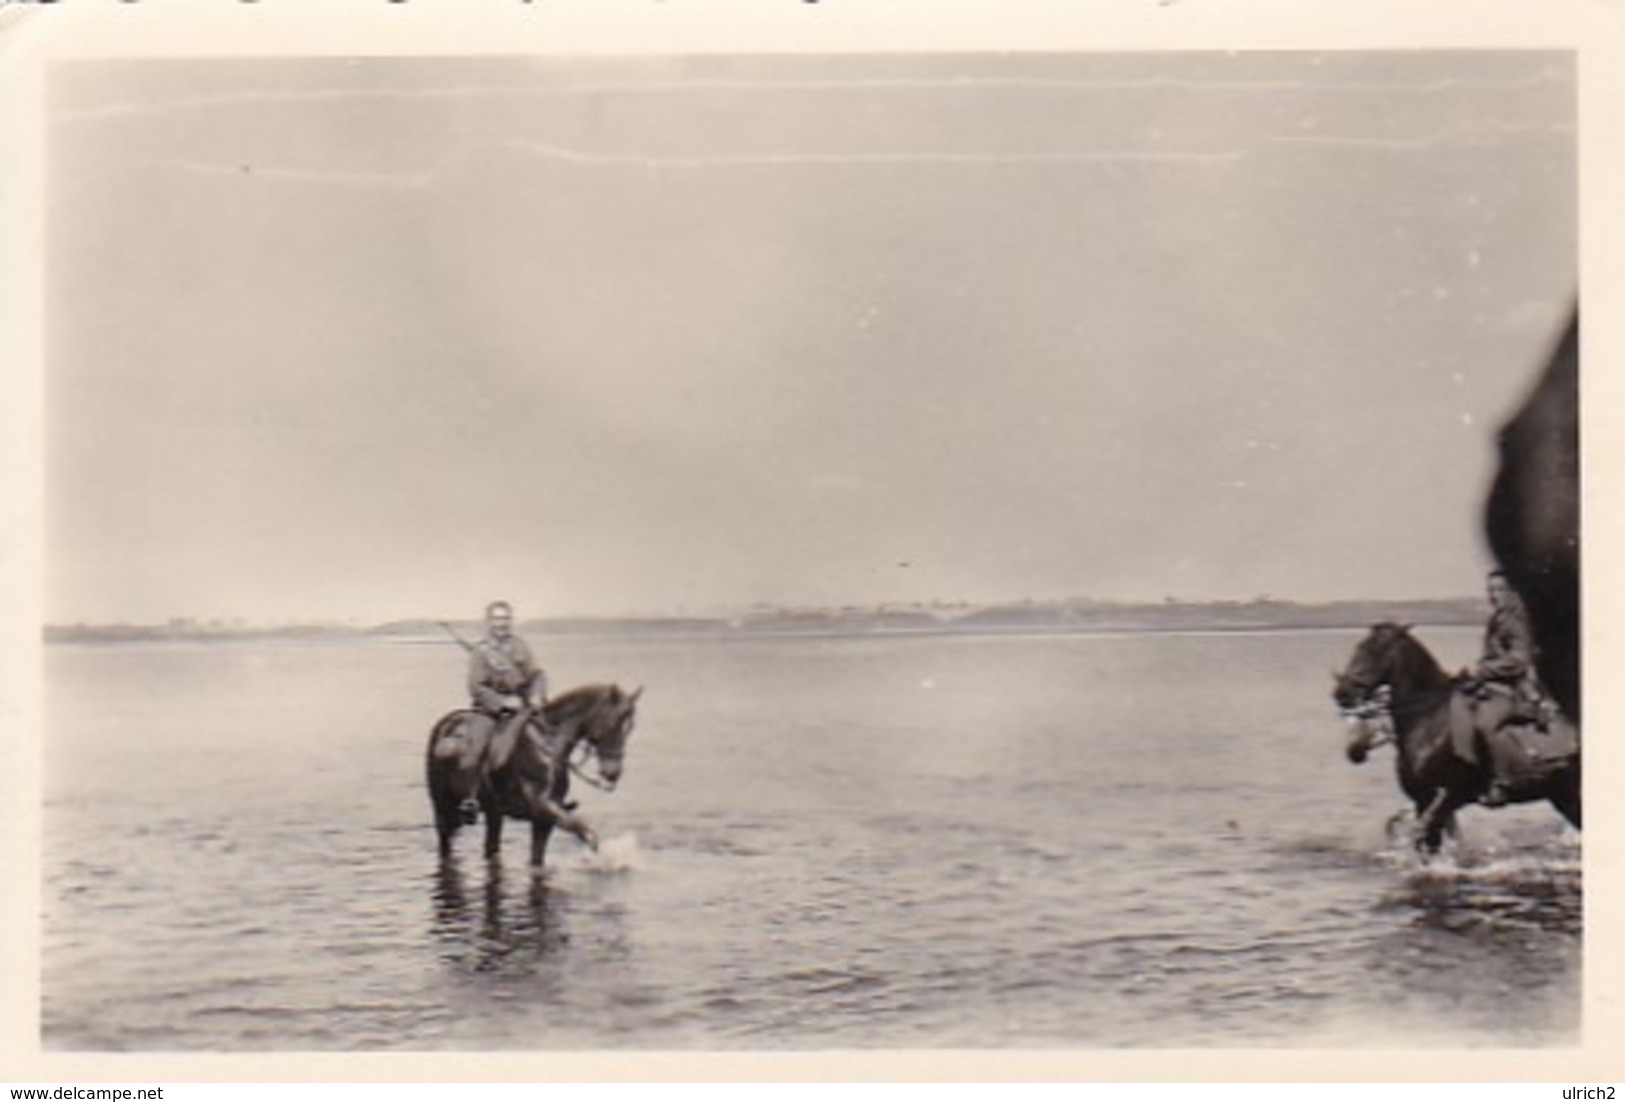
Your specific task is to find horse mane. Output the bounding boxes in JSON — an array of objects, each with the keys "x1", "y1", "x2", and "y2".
[
  {"x1": 1368, "y1": 621, "x2": 1450, "y2": 689},
  {"x1": 547, "y1": 683, "x2": 621, "y2": 722}
]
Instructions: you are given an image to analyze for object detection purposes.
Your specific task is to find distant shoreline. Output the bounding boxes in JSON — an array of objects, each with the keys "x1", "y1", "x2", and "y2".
[{"x1": 42, "y1": 597, "x2": 1488, "y2": 645}]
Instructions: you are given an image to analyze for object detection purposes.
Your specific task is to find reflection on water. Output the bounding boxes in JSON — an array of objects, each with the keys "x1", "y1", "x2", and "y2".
[{"x1": 431, "y1": 859, "x2": 571, "y2": 975}]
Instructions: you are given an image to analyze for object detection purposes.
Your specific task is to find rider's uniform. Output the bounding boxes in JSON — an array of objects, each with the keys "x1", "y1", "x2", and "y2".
[
  {"x1": 1476, "y1": 603, "x2": 1538, "y2": 697},
  {"x1": 459, "y1": 634, "x2": 548, "y2": 777},
  {"x1": 469, "y1": 635, "x2": 544, "y2": 713},
  {"x1": 1470, "y1": 600, "x2": 1545, "y2": 803}
]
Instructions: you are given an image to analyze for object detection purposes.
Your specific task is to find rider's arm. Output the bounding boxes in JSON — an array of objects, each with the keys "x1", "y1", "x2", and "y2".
[
  {"x1": 468, "y1": 650, "x2": 511, "y2": 712},
  {"x1": 527, "y1": 669, "x2": 550, "y2": 708},
  {"x1": 514, "y1": 638, "x2": 548, "y2": 706}
]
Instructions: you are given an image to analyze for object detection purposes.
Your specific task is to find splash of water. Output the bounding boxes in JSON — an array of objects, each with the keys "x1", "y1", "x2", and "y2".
[
  {"x1": 576, "y1": 832, "x2": 641, "y2": 875},
  {"x1": 1373, "y1": 808, "x2": 1579, "y2": 873},
  {"x1": 1404, "y1": 852, "x2": 1580, "y2": 885}
]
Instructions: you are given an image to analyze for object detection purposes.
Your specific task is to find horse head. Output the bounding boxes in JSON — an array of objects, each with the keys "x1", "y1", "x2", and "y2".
[
  {"x1": 546, "y1": 683, "x2": 640, "y2": 791},
  {"x1": 583, "y1": 684, "x2": 640, "y2": 789},
  {"x1": 1332, "y1": 622, "x2": 1430, "y2": 764},
  {"x1": 1332, "y1": 623, "x2": 1409, "y2": 709}
]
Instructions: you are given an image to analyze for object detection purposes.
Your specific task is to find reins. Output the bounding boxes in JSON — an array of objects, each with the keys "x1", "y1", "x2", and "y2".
[
  {"x1": 1339, "y1": 685, "x2": 1398, "y2": 751},
  {"x1": 1338, "y1": 678, "x2": 1460, "y2": 753},
  {"x1": 568, "y1": 742, "x2": 615, "y2": 791}
]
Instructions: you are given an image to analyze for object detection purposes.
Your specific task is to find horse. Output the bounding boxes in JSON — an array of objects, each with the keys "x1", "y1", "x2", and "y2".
[
  {"x1": 1332, "y1": 623, "x2": 1579, "y2": 853},
  {"x1": 425, "y1": 683, "x2": 640, "y2": 868},
  {"x1": 1485, "y1": 310, "x2": 1579, "y2": 725}
]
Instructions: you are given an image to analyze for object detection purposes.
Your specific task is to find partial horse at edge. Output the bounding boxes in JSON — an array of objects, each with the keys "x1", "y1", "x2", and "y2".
[{"x1": 1485, "y1": 309, "x2": 1579, "y2": 725}]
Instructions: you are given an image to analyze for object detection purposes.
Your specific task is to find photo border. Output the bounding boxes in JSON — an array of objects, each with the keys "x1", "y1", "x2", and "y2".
[{"x1": 3, "y1": 0, "x2": 1622, "y2": 1083}]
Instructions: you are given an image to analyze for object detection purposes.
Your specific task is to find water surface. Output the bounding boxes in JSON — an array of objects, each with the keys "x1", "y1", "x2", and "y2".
[{"x1": 43, "y1": 627, "x2": 1580, "y2": 1049}]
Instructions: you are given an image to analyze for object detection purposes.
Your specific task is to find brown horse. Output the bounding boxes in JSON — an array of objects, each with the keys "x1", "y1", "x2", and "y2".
[
  {"x1": 1485, "y1": 310, "x2": 1579, "y2": 725},
  {"x1": 1333, "y1": 623, "x2": 1579, "y2": 853},
  {"x1": 426, "y1": 683, "x2": 640, "y2": 868}
]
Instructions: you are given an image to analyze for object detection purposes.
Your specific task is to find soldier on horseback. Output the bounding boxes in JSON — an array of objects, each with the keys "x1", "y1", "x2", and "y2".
[
  {"x1": 1463, "y1": 569, "x2": 1552, "y2": 806},
  {"x1": 455, "y1": 600, "x2": 550, "y2": 819}
]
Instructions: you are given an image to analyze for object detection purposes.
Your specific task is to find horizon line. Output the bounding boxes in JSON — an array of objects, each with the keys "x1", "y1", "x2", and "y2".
[{"x1": 44, "y1": 593, "x2": 1490, "y2": 630}]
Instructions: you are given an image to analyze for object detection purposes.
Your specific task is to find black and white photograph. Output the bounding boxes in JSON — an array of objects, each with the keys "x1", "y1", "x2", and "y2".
[{"x1": 4, "y1": 0, "x2": 1623, "y2": 1083}]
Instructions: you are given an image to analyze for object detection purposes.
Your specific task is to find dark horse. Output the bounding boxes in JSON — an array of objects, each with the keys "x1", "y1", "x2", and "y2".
[
  {"x1": 1485, "y1": 310, "x2": 1579, "y2": 725},
  {"x1": 1333, "y1": 623, "x2": 1579, "y2": 853},
  {"x1": 425, "y1": 683, "x2": 640, "y2": 868}
]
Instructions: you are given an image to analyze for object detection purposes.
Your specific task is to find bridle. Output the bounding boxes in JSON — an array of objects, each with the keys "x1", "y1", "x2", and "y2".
[
  {"x1": 1337, "y1": 681, "x2": 1397, "y2": 752},
  {"x1": 563, "y1": 698, "x2": 633, "y2": 792},
  {"x1": 569, "y1": 740, "x2": 617, "y2": 791},
  {"x1": 1334, "y1": 629, "x2": 1430, "y2": 753}
]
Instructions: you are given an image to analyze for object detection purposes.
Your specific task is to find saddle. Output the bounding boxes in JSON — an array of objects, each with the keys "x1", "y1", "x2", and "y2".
[
  {"x1": 488, "y1": 708, "x2": 551, "y2": 773},
  {"x1": 1448, "y1": 685, "x2": 1578, "y2": 781},
  {"x1": 430, "y1": 707, "x2": 550, "y2": 773}
]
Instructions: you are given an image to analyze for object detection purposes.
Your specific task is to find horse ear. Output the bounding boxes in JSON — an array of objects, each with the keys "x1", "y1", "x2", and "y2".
[{"x1": 629, "y1": 685, "x2": 643, "y2": 703}]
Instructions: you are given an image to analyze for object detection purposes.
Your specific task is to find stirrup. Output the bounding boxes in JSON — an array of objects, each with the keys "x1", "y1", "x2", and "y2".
[{"x1": 1481, "y1": 782, "x2": 1512, "y2": 808}]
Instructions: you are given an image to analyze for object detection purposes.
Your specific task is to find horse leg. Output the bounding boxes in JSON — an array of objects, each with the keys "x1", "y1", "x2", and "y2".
[
  {"x1": 1414, "y1": 789, "x2": 1454, "y2": 855},
  {"x1": 540, "y1": 796, "x2": 598, "y2": 852},
  {"x1": 530, "y1": 818, "x2": 556, "y2": 870},
  {"x1": 483, "y1": 805, "x2": 505, "y2": 860},
  {"x1": 435, "y1": 809, "x2": 459, "y2": 859},
  {"x1": 427, "y1": 767, "x2": 466, "y2": 858}
]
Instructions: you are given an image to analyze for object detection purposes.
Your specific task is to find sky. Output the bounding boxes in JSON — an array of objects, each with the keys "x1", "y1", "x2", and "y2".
[{"x1": 43, "y1": 51, "x2": 1577, "y2": 624}]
